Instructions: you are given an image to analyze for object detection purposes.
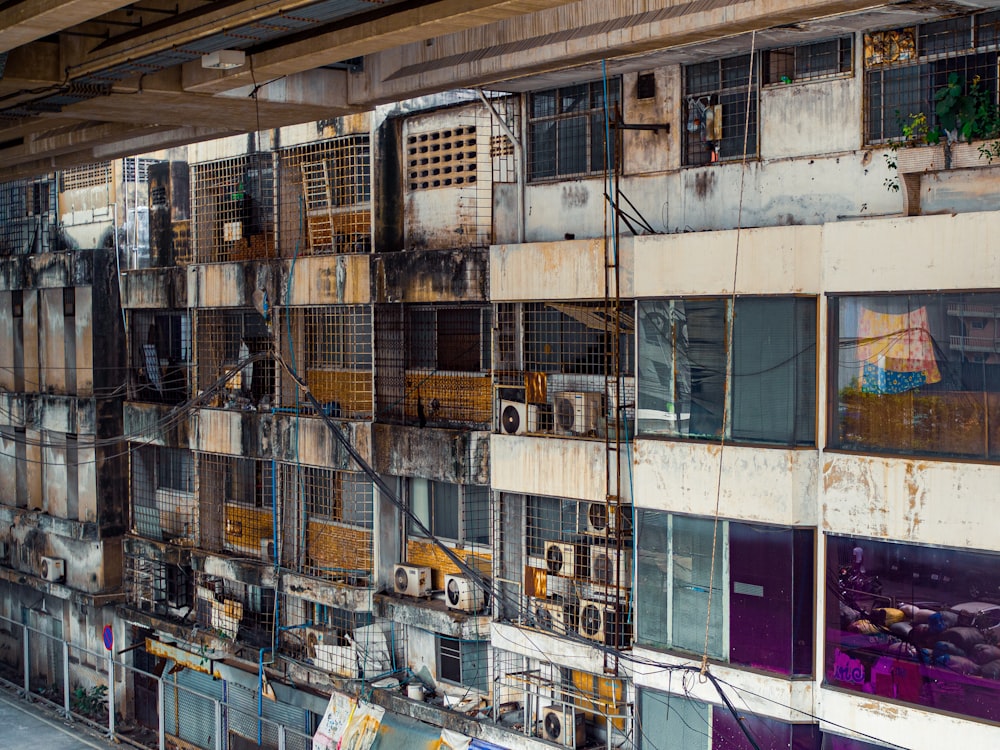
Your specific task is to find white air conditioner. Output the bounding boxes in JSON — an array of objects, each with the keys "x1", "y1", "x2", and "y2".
[
  {"x1": 554, "y1": 391, "x2": 605, "y2": 436},
  {"x1": 500, "y1": 401, "x2": 555, "y2": 435},
  {"x1": 445, "y1": 574, "x2": 485, "y2": 612},
  {"x1": 40, "y1": 556, "x2": 65, "y2": 582},
  {"x1": 260, "y1": 538, "x2": 275, "y2": 563},
  {"x1": 578, "y1": 599, "x2": 631, "y2": 648},
  {"x1": 590, "y1": 547, "x2": 633, "y2": 588},
  {"x1": 584, "y1": 502, "x2": 632, "y2": 536},
  {"x1": 530, "y1": 598, "x2": 568, "y2": 635},
  {"x1": 393, "y1": 564, "x2": 432, "y2": 597},
  {"x1": 542, "y1": 705, "x2": 585, "y2": 748},
  {"x1": 500, "y1": 400, "x2": 527, "y2": 435},
  {"x1": 544, "y1": 541, "x2": 576, "y2": 578}
]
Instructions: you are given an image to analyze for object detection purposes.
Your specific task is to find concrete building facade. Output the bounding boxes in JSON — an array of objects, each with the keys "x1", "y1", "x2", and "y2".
[{"x1": 2, "y1": 2, "x2": 1000, "y2": 750}]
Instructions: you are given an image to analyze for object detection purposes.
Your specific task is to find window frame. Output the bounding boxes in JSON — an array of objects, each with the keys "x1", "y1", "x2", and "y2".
[
  {"x1": 683, "y1": 53, "x2": 760, "y2": 165},
  {"x1": 405, "y1": 305, "x2": 491, "y2": 373},
  {"x1": 763, "y1": 36, "x2": 854, "y2": 85},
  {"x1": 407, "y1": 478, "x2": 490, "y2": 545},
  {"x1": 437, "y1": 635, "x2": 490, "y2": 693},
  {"x1": 527, "y1": 79, "x2": 621, "y2": 182}
]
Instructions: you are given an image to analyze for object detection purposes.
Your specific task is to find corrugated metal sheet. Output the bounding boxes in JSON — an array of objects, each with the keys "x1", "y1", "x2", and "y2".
[{"x1": 165, "y1": 665, "x2": 222, "y2": 749}]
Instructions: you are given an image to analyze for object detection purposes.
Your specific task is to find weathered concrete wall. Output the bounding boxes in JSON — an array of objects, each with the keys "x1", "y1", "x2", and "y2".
[
  {"x1": 622, "y1": 68, "x2": 678, "y2": 175},
  {"x1": 823, "y1": 211, "x2": 1000, "y2": 292},
  {"x1": 632, "y1": 224, "x2": 822, "y2": 296},
  {"x1": 822, "y1": 453, "x2": 1000, "y2": 553},
  {"x1": 490, "y1": 435, "x2": 623, "y2": 504},
  {"x1": 760, "y1": 75, "x2": 859, "y2": 160},
  {"x1": 284, "y1": 254, "x2": 371, "y2": 306},
  {"x1": 373, "y1": 248, "x2": 488, "y2": 304},
  {"x1": 373, "y1": 424, "x2": 488, "y2": 486},
  {"x1": 122, "y1": 266, "x2": 187, "y2": 309},
  {"x1": 490, "y1": 238, "x2": 633, "y2": 302},
  {"x1": 632, "y1": 645, "x2": 814, "y2": 725},
  {"x1": 187, "y1": 260, "x2": 283, "y2": 309},
  {"x1": 632, "y1": 441, "x2": 819, "y2": 528}
]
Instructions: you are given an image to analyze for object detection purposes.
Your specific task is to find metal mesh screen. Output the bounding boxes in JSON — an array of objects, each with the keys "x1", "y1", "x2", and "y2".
[
  {"x1": 194, "y1": 308, "x2": 274, "y2": 408},
  {"x1": 129, "y1": 310, "x2": 192, "y2": 403},
  {"x1": 494, "y1": 302, "x2": 635, "y2": 438},
  {"x1": 60, "y1": 162, "x2": 112, "y2": 191},
  {"x1": 277, "y1": 305, "x2": 373, "y2": 417},
  {"x1": 197, "y1": 452, "x2": 274, "y2": 557},
  {"x1": 865, "y1": 11, "x2": 1000, "y2": 142},
  {"x1": 280, "y1": 463, "x2": 374, "y2": 582},
  {"x1": 0, "y1": 176, "x2": 57, "y2": 255},
  {"x1": 194, "y1": 570, "x2": 275, "y2": 647},
  {"x1": 684, "y1": 54, "x2": 758, "y2": 165},
  {"x1": 124, "y1": 554, "x2": 194, "y2": 620},
  {"x1": 278, "y1": 135, "x2": 371, "y2": 256},
  {"x1": 191, "y1": 153, "x2": 275, "y2": 263},
  {"x1": 375, "y1": 304, "x2": 492, "y2": 427},
  {"x1": 131, "y1": 445, "x2": 198, "y2": 545}
]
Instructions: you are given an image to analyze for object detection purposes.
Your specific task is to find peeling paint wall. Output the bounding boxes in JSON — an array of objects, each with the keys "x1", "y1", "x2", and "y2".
[
  {"x1": 373, "y1": 424, "x2": 489, "y2": 486},
  {"x1": 490, "y1": 435, "x2": 619, "y2": 504},
  {"x1": 374, "y1": 248, "x2": 488, "y2": 304}
]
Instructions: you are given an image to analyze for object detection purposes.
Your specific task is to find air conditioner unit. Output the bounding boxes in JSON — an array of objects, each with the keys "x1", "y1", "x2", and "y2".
[
  {"x1": 303, "y1": 626, "x2": 331, "y2": 658},
  {"x1": 590, "y1": 547, "x2": 633, "y2": 588},
  {"x1": 40, "y1": 556, "x2": 65, "y2": 582},
  {"x1": 500, "y1": 401, "x2": 555, "y2": 435},
  {"x1": 445, "y1": 574, "x2": 486, "y2": 612},
  {"x1": 584, "y1": 502, "x2": 632, "y2": 536},
  {"x1": 500, "y1": 400, "x2": 527, "y2": 435},
  {"x1": 530, "y1": 598, "x2": 568, "y2": 636},
  {"x1": 393, "y1": 564, "x2": 432, "y2": 598},
  {"x1": 544, "y1": 541, "x2": 577, "y2": 578},
  {"x1": 578, "y1": 599, "x2": 631, "y2": 648},
  {"x1": 542, "y1": 705, "x2": 585, "y2": 748},
  {"x1": 260, "y1": 538, "x2": 275, "y2": 563},
  {"x1": 554, "y1": 391, "x2": 605, "y2": 436}
]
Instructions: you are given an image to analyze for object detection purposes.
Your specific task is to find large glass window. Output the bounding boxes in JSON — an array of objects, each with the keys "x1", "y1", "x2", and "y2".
[
  {"x1": 528, "y1": 79, "x2": 620, "y2": 181},
  {"x1": 826, "y1": 535, "x2": 1000, "y2": 722},
  {"x1": 408, "y1": 478, "x2": 490, "y2": 544},
  {"x1": 437, "y1": 636, "x2": 489, "y2": 692},
  {"x1": 637, "y1": 690, "x2": 822, "y2": 750},
  {"x1": 637, "y1": 511, "x2": 814, "y2": 676},
  {"x1": 864, "y1": 11, "x2": 1000, "y2": 142},
  {"x1": 684, "y1": 54, "x2": 759, "y2": 165},
  {"x1": 830, "y1": 293, "x2": 1000, "y2": 458},
  {"x1": 637, "y1": 297, "x2": 816, "y2": 444}
]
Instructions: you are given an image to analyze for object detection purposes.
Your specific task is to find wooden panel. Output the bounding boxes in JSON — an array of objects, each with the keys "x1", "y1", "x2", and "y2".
[{"x1": 223, "y1": 504, "x2": 273, "y2": 555}]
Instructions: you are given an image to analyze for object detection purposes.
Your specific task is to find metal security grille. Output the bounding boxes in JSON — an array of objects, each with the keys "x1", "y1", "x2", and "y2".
[
  {"x1": 375, "y1": 304, "x2": 492, "y2": 427},
  {"x1": 0, "y1": 176, "x2": 57, "y2": 255},
  {"x1": 60, "y1": 162, "x2": 112, "y2": 191},
  {"x1": 528, "y1": 80, "x2": 620, "y2": 181},
  {"x1": 124, "y1": 555, "x2": 194, "y2": 619},
  {"x1": 129, "y1": 310, "x2": 192, "y2": 403},
  {"x1": 494, "y1": 302, "x2": 635, "y2": 438},
  {"x1": 194, "y1": 308, "x2": 274, "y2": 408},
  {"x1": 194, "y1": 570, "x2": 276, "y2": 647},
  {"x1": 278, "y1": 135, "x2": 371, "y2": 255},
  {"x1": 684, "y1": 54, "x2": 758, "y2": 165},
  {"x1": 131, "y1": 445, "x2": 197, "y2": 544},
  {"x1": 197, "y1": 452, "x2": 274, "y2": 558},
  {"x1": 280, "y1": 463, "x2": 374, "y2": 582},
  {"x1": 764, "y1": 37, "x2": 853, "y2": 85},
  {"x1": 191, "y1": 153, "x2": 275, "y2": 262},
  {"x1": 864, "y1": 10, "x2": 1000, "y2": 142},
  {"x1": 123, "y1": 157, "x2": 159, "y2": 183},
  {"x1": 277, "y1": 306, "x2": 373, "y2": 417}
]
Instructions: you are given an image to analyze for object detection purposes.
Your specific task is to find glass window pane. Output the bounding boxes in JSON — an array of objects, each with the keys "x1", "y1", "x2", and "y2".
[
  {"x1": 826, "y1": 535, "x2": 1000, "y2": 722},
  {"x1": 686, "y1": 61, "x2": 719, "y2": 94},
  {"x1": 671, "y1": 515, "x2": 724, "y2": 657},
  {"x1": 636, "y1": 510, "x2": 670, "y2": 649},
  {"x1": 432, "y1": 480, "x2": 460, "y2": 540},
  {"x1": 560, "y1": 84, "x2": 588, "y2": 113},
  {"x1": 463, "y1": 485, "x2": 490, "y2": 544},
  {"x1": 638, "y1": 690, "x2": 709, "y2": 750},
  {"x1": 556, "y1": 116, "x2": 588, "y2": 175},
  {"x1": 531, "y1": 90, "x2": 556, "y2": 118},
  {"x1": 529, "y1": 121, "x2": 556, "y2": 179}
]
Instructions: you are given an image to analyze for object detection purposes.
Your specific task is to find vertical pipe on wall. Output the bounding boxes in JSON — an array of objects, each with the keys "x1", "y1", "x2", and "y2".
[{"x1": 62, "y1": 639, "x2": 70, "y2": 719}]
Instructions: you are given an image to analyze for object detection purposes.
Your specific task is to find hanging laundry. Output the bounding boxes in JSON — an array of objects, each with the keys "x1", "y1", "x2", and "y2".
[{"x1": 856, "y1": 305, "x2": 941, "y2": 394}]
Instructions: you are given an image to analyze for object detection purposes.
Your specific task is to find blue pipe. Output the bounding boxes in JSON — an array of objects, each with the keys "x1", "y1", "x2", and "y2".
[{"x1": 258, "y1": 647, "x2": 272, "y2": 745}]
